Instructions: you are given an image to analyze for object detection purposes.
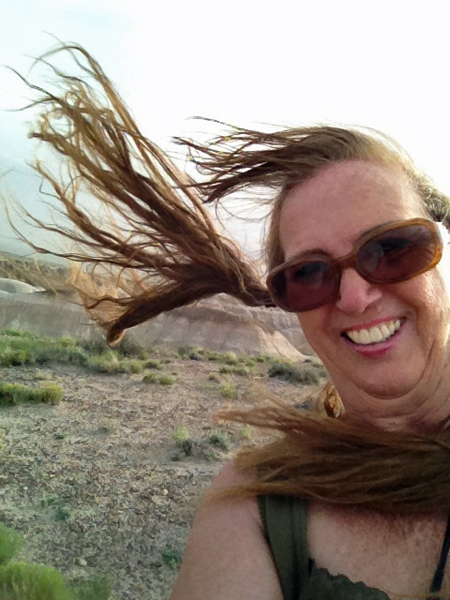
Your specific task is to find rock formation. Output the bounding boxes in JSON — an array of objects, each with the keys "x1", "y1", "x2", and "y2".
[{"x1": 0, "y1": 282, "x2": 309, "y2": 361}]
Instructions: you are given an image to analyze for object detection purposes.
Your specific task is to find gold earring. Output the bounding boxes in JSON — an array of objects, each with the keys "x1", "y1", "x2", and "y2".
[{"x1": 318, "y1": 380, "x2": 344, "y2": 418}]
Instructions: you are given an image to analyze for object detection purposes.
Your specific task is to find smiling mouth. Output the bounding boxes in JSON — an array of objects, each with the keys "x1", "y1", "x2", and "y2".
[{"x1": 343, "y1": 319, "x2": 402, "y2": 345}]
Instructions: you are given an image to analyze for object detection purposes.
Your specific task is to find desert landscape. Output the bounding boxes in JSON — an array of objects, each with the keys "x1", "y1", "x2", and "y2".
[{"x1": 0, "y1": 256, "x2": 323, "y2": 599}]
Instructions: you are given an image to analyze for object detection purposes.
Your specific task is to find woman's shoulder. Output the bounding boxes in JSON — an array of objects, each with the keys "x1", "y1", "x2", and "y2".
[
  {"x1": 202, "y1": 461, "x2": 263, "y2": 526},
  {"x1": 209, "y1": 460, "x2": 257, "y2": 489},
  {"x1": 170, "y1": 460, "x2": 283, "y2": 600}
]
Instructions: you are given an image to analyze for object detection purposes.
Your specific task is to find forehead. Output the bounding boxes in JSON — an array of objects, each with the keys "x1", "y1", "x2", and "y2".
[{"x1": 279, "y1": 160, "x2": 426, "y2": 259}]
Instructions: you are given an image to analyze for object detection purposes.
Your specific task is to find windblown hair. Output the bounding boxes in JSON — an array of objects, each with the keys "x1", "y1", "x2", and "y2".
[
  {"x1": 11, "y1": 43, "x2": 450, "y2": 514},
  {"x1": 217, "y1": 401, "x2": 450, "y2": 515},
  {"x1": 9, "y1": 44, "x2": 273, "y2": 345}
]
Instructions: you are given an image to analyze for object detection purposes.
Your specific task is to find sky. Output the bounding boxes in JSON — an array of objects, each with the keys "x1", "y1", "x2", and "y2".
[{"x1": 1, "y1": 0, "x2": 450, "y2": 264}]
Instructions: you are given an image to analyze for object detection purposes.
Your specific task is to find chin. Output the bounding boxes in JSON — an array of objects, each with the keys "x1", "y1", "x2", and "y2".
[
  {"x1": 330, "y1": 362, "x2": 423, "y2": 401},
  {"x1": 350, "y1": 373, "x2": 420, "y2": 400}
]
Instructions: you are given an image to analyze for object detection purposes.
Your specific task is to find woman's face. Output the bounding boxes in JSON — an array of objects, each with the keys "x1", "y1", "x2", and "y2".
[{"x1": 279, "y1": 160, "x2": 450, "y2": 405}]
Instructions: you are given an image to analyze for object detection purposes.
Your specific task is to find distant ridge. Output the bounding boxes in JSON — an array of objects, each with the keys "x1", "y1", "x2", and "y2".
[
  {"x1": 0, "y1": 251, "x2": 70, "y2": 292},
  {"x1": 0, "y1": 249, "x2": 68, "y2": 268}
]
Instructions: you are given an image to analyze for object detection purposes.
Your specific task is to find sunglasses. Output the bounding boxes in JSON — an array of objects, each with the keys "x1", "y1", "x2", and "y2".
[{"x1": 267, "y1": 218, "x2": 444, "y2": 313}]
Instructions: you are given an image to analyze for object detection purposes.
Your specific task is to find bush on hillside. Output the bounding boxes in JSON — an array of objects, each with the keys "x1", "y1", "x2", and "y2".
[
  {"x1": 268, "y1": 361, "x2": 325, "y2": 385},
  {"x1": 0, "y1": 523, "x2": 111, "y2": 600},
  {"x1": 0, "y1": 382, "x2": 64, "y2": 406}
]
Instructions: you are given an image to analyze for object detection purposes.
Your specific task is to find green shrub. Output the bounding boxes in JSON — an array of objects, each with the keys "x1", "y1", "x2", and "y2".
[
  {"x1": 172, "y1": 423, "x2": 190, "y2": 444},
  {"x1": 115, "y1": 337, "x2": 147, "y2": 359},
  {"x1": 218, "y1": 365, "x2": 244, "y2": 376},
  {"x1": 161, "y1": 547, "x2": 182, "y2": 571},
  {"x1": 0, "y1": 331, "x2": 93, "y2": 369},
  {"x1": 86, "y1": 357, "x2": 116, "y2": 374},
  {"x1": 158, "y1": 374, "x2": 177, "y2": 386},
  {"x1": 34, "y1": 347, "x2": 88, "y2": 368},
  {"x1": 303, "y1": 359, "x2": 328, "y2": 378},
  {"x1": 54, "y1": 506, "x2": 72, "y2": 522},
  {"x1": 142, "y1": 372, "x2": 158, "y2": 384},
  {"x1": 268, "y1": 361, "x2": 322, "y2": 385},
  {"x1": 124, "y1": 359, "x2": 145, "y2": 374},
  {"x1": 86, "y1": 353, "x2": 122, "y2": 374},
  {"x1": 172, "y1": 423, "x2": 194, "y2": 457},
  {"x1": 0, "y1": 562, "x2": 75, "y2": 600},
  {"x1": 0, "y1": 349, "x2": 29, "y2": 367},
  {"x1": 178, "y1": 345, "x2": 203, "y2": 361},
  {"x1": 208, "y1": 431, "x2": 230, "y2": 451},
  {"x1": 0, "y1": 524, "x2": 23, "y2": 566},
  {"x1": 71, "y1": 577, "x2": 111, "y2": 600},
  {"x1": 0, "y1": 522, "x2": 111, "y2": 599},
  {"x1": 221, "y1": 352, "x2": 238, "y2": 366},
  {"x1": 178, "y1": 439, "x2": 194, "y2": 457},
  {"x1": 178, "y1": 345, "x2": 194, "y2": 357},
  {"x1": 232, "y1": 366, "x2": 251, "y2": 377},
  {"x1": 87, "y1": 352, "x2": 146, "y2": 375},
  {"x1": 145, "y1": 359, "x2": 162, "y2": 370},
  {"x1": 33, "y1": 384, "x2": 64, "y2": 405},
  {"x1": 255, "y1": 355, "x2": 268, "y2": 363},
  {"x1": 0, "y1": 383, "x2": 28, "y2": 406},
  {"x1": 79, "y1": 339, "x2": 110, "y2": 355},
  {"x1": 40, "y1": 495, "x2": 59, "y2": 508},
  {"x1": 1, "y1": 329, "x2": 38, "y2": 340},
  {"x1": 238, "y1": 425, "x2": 253, "y2": 440},
  {"x1": 220, "y1": 382, "x2": 237, "y2": 399},
  {"x1": 0, "y1": 382, "x2": 64, "y2": 406},
  {"x1": 56, "y1": 337, "x2": 78, "y2": 349}
]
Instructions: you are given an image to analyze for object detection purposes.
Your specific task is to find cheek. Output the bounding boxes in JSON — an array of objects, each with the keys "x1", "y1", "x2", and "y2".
[
  {"x1": 397, "y1": 271, "x2": 450, "y2": 335},
  {"x1": 296, "y1": 310, "x2": 329, "y2": 351},
  {"x1": 429, "y1": 274, "x2": 450, "y2": 328}
]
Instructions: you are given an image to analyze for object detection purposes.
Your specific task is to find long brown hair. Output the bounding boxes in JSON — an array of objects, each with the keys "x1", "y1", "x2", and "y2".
[
  {"x1": 8, "y1": 44, "x2": 272, "y2": 345},
  {"x1": 9, "y1": 43, "x2": 450, "y2": 514}
]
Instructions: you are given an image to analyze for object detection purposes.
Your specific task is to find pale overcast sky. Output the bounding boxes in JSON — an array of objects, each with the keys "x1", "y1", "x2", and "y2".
[{"x1": 1, "y1": 0, "x2": 449, "y2": 262}]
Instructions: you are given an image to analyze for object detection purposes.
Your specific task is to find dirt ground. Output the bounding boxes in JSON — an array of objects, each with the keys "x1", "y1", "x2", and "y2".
[{"x1": 0, "y1": 352, "x2": 314, "y2": 599}]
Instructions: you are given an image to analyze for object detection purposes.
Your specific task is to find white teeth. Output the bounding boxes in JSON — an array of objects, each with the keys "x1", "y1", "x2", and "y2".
[
  {"x1": 349, "y1": 329, "x2": 361, "y2": 344},
  {"x1": 346, "y1": 319, "x2": 402, "y2": 345},
  {"x1": 359, "y1": 330, "x2": 371, "y2": 344},
  {"x1": 380, "y1": 324, "x2": 391, "y2": 338},
  {"x1": 369, "y1": 328, "x2": 384, "y2": 343}
]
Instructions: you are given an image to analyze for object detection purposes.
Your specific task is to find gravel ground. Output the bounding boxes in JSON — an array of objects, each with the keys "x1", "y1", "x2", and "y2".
[{"x1": 0, "y1": 354, "x2": 311, "y2": 599}]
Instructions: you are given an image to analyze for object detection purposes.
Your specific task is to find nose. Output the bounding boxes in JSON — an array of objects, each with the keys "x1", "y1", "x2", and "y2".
[{"x1": 335, "y1": 268, "x2": 383, "y2": 314}]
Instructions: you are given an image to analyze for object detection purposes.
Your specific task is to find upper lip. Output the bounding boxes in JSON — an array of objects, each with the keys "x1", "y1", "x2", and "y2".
[{"x1": 342, "y1": 317, "x2": 402, "y2": 334}]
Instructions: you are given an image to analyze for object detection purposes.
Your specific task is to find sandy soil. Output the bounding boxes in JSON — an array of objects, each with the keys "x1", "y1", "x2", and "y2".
[{"x1": 0, "y1": 352, "x2": 312, "y2": 599}]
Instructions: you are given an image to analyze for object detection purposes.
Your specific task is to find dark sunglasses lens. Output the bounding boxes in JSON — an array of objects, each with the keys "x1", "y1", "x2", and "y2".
[
  {"x1": 357, "y1": 224, "x2": 438, "y2": 282},
  {"x1": 272, "y1": 260, "x2": 337, "y2": 311}
]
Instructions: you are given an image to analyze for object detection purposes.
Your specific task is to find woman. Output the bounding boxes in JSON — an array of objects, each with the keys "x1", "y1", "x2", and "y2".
[
  {"x1": 171, "y1": 158, "x2": 450, "y2": 600},
  {"x1": 14, "y1": 44, "x2": 450, "y2": 599}
]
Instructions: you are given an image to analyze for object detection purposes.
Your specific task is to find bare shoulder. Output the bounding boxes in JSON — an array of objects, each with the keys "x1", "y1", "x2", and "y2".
[
  {"x1": 208, "y1": 460, "x2": 257, "y2": 492},
  {"x1": 169, "y1": 461, "x2": 283, "y2": 600}
]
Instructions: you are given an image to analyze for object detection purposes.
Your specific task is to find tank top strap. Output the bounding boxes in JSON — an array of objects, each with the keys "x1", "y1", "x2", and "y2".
[
  {"x1": 428, "y1": 509, "x2": 450, "y2": 598},
  {"x1": 258, "y1": 494, "x2": 311, "y2": 600}
]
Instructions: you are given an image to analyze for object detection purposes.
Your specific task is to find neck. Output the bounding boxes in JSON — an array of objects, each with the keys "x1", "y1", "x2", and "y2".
[{"x1": 332, "y1": 370, "x2": 450, "y2": 435}]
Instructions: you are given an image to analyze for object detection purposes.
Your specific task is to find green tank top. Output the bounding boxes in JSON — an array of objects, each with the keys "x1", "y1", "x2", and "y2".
[{"x1": 258, "y1": 495, "x2": 450, "y2": 600}]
